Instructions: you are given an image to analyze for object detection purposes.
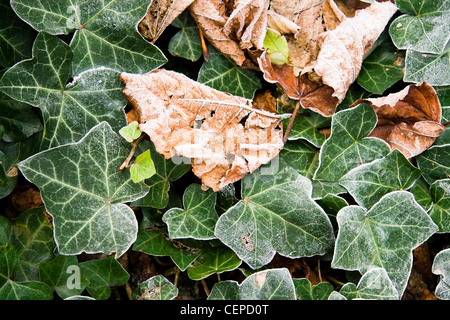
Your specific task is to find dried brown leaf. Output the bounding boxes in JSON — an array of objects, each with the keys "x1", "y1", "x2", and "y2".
[
  {"x1": 352, "y1": 82, "x2": 445, "y2": 158},
  {"x1": 120, "y1": 69, "x2": 284, "y2": 191},
  {"x1": 139, "y1": 0, "x2": 195, "y2": 42}
]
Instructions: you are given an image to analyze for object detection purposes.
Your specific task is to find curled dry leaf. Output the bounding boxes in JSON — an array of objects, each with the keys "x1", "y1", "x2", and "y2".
[
  {"x1": 189, "y1": 0, "x2": 269, "y2": 66},
  {"x1": 120, "y1": 69, "x2": 284, "y2": 191},
  {"x1": 352, "y1": 82, "x2": 445, "y2": 158},
  {"x1": 259, "y1": 0, "x2": 398, "y2": 117},
  {"x1": 139, "y1": 0, "x2": 195, "y2": 42}
]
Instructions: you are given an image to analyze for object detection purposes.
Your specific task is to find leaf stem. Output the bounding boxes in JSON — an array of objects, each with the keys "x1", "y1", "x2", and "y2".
[
  {"x1": 120, "y1": 134, "x2": 146, "y2": 170},
  {"x1": 201, "y1": 279, "x2": 210, "y2": 296},
  {"x1": 283, "y1": 100, "x2": 301, "y2": 143},
  {"x1": 199, "y1": 28, "x2": 210, "y2": 62}
]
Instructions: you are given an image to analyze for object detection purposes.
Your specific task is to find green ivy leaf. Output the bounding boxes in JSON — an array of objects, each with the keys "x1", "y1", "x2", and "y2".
[
  {"x1": 119, "y1": 121, "x2": 141, "y2": 143},
  {"x1": 279, "y1": 140, "x2": 319, "y2": 179},
  {"x1": 163, "y1": 183, "x2": 218, "y2": 240},
  {"x1": 340, "y1": 149, "x2": 422, "y2": 209},
  {"x1": 207, "y1": 280, "x2": 239, "y2": 300},
  {"x1": 263, "y1": 28, "x2": 289, "y2": 65},
  {"x1": 332, "y1": 191, "x2": 438, "y2": 295},
  {"x1": 436, "y1": 86, "x2": 450, "y2": 123},
  {"x1": 432, "y1": 248, "x2": 450, "y2": 300},
  {"x1": 314, "y1": 103, "x2": 391, "y2": 182},
  {"x1": 168, "y1": 11, "x2": 202, "y2": 62},
  {"x1": 293, "y1": 278, "x2": 334, "y2": 300},
  {"x1": 11, "y1": 0, "x2": 167, "y2": 74},
  {"x1": 18, "y1": 122, "x2": 149, "y2": 258},
  {"x1": 389, "y1": 0, "x2": 450, "y2": 54},
  {"x1": 79, "y1": 256, "x2": 129, "y2": 300},
  {"x1": 215, "y1": 166, "x2": 335, "y2": 269},
  {"x1": 411, "y1": 178, "x2": 433, "y2": 211},
  {"x1": 403, "y1": 48, "x2": 450, "y2": 86},
  {"x1": 0, "y1": 32, "x2": 128, "y2": 150},
  {"x1": 336, "y1": 268, "x2": 399, "y2": 300},
  {"x1": 132, "y1": 275, "x2": 178, "y2": 300},
  {"x1": 429, "y1": 179, "x2": 450, "y2": 232},
  {"x1": 130, "y1": 149, "x2": 156, "y2": 183},
  {"x1": 187, "y1": 245, "x2": 241, "y2": 280},
  {"x1": 197, "y1": 45, "x2": 261, "y2": 99},
  {"x1": 417, "y1": 144, "x2": 450, "y2": 185}
]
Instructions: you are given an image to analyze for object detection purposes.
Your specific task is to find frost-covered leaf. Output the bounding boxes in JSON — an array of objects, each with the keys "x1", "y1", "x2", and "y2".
[
  {"x1": 357, "y1": 41, "x2": 405, "y2": 95},
  {"x1": 130, "y1": 149, "x2": 156, "y2": 183},
  {"x1": 417, "y1": 144, "x2": 450, "y2": 185},
  {"x1": 432, "y1": 248, "x2": 450, "y2": 300},
  {"x1": 338, "y1": 268, "x2": 399, "y2": 300},
  {"x1": 332, "y1": 191, "x2": 438, "y2": 296},
  {"x1": 404, "y1": 48, "x2": 450, "y2": 86},
  {"x1": 187, "y1": 245, "x2": 241, "y2": 280},
  {"x1": 293, "y1": 278, "x2": 334, "y2": 300},
  {"x1": 411, "y1": 178, "x2": 433, "y2": 211},
  {"x1": 340, "y1": 149, "x2": 422, "y2": 209},
  {"x1": 429, "y1": 179, "x2": 450, "y2": 232},
  {"x1": 209, "y1": 268, "x2": 296, "y2": 300},
  {"x1": 215, "y1": 166, "x2": 335, "y2": 269},
  {"x1": 436, "y1": 86, "x2": 450, "y2": 123},
  {"x1": 279, "y1": 140, "x2": 318, "y2": 179},
  {"x1": 18, "y1": 122, "x2": 149, "y2": 258},
  {"x1": 389, "y1": 0, "x2": 450, "y2": 54},
  {"x1": 168, "y1": 10, "x2": 202, "y2": 62},
  {"x1": 0, "y1": 2, "x2": 34, "y2": 67},
  {"x1": 7, "y1": 207, "x2": 55, "y2": 282},
  {"x1": 79, "y1": 256, "x2": 129, "y2": 300},
  {"x1": 197, "y1": 45, "x2": 262, "y2": 99},
  {"x1": 11, "y1": 0, "x2": 167, "y2": 74},
  {"x1": 163, "y1": 184, "x2": 218, "y2": 240},
  {"x1": 0, "y1": 32, "x2": 127, "y2": 150},
  {"x1": 132, "y1": 275, "x2": 178, "y2": 300},
  {"x1": 314, "y1": 103, "x2": 390, "y2": 182}
]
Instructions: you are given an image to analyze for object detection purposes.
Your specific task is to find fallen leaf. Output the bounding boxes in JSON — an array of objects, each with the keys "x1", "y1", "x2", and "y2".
[
  {"x1": 259, "y1": 0, "x2": 398, "y2": 117},
  {"x1": 352, "y1": 82, "x2": 445, "y2": 158},
  {"x1": 189, "y1": 0, "x2": 269, "y2": 66},
  {"x1": 139, "y1": 0, "x2": 195, "y2": 43},
  {"x1": 120, "y1": 69, "x2": 284, "y2": 192}
]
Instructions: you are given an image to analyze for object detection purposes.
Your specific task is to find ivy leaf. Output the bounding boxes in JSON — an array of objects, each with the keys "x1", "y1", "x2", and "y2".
[
  {"x1": 340, "y1": 149, "x2": 422, "y2": 209},
  {"x1": 168, "y1": 11, "x2": 202, "y2": 62},
  {"x1": 403, "y1": 48, "x2": 450, "y2": 86},
  {"x1": 0, "y1": 32, "x2": 128, "y2": 150},
  {"x1": 314, "y1": 103, "x2": 391, "y2": 182},
  {"x1": 429, "y1": 179, "x2": 450, "y2": 233},
  {"x1": 215, "y1": 166, "x2": 335, "y2": 269},
  {"x1": 263, "y1": 28, "x2": 290, "y2": 65},
  {"x1": 389, "y1": 0, "x2": 450, "y2": 54},
  {"x1": 336, "y1": 268, "x2": 399, "y2": 300},
  {"x1": 436, "y1": 86, "x2": 450, "y2": 123},
  {"x1": 332, "y1": 191, "x2": 438, "y2": 295},
  {"x1": 197, "y1": 45, "x2": 262, "y2": 99},
  {"x1": 0, "y1": 1, "x2": 34, "y2": 67},
  {"x1": 130, "y1": 149, "x2": 156, "y2": 183},
  {"x1": 163, "y1": 184, "x2": 218, "y2": 240},
  {"x1": 119, "y1": 121, "x2": 141, "y2": 143},
  {"x1": 432, "y1": 248, "x2": 450, "y2": 300},
  {"x1": 357, "y1": 41, "x2": 405, "y2": 95},
  {"x1": 417, "y1": 144, "x2": 450, "y2": 185},
  {"x1": 187, "y1": 245, "x2": 241, "y2": 280},
  {"x1": 293, "y1": 278, "x2": 334, "y2": 300},
  {"x1": 18, "y1": 122, "x2": 149, "y2": 258},
  {"x1": 411, "y1": 178, "x2": 433, "y2": 211},
  {"x1": 132, "y1": 275, "x2": 178, "y2": 300},
  {"x1": 11, "y1": 0, "x2": 167, "y2": 74},
  {"x1": 79, "y1": 256, "x2": 129, "y2": 300},
  {"x1": 209, "y1": 268, "x2": 296, "y2": 300},
  {"x1": 7, "y1": 207, "x2": 55, "y2": 282}
]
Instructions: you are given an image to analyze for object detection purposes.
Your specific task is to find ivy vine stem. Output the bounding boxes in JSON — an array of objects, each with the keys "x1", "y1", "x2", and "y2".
[
  {"x1": 283, "y1": 100, "x2": 301, "y2": 143},
  {"x1": 120, "y1": 134, "x2": 146, "y2": 170}
]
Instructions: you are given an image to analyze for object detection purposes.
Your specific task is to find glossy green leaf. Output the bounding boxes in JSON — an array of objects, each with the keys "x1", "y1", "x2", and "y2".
[
  {"x1": 404, "y1": 48, "x2": 450, "y2": 86},
  {"x1": 436, "y1": 86, "x2": 450, "y2": 123},
  {"x1": 197, "y1": 45, "x2": 261, "y2": 99},
  {"x1": 207, "y1": 280, "x2": 239, "y2": 300},
  {"x1": 18, "y1": 122, "x2": 149, "y2": 258},
  {"x1": 263, "y1": 28, "x2": 289, "y2": 65},
  {"x1": 130, "y1": 149, "x2": 156, "y2": 183},
  {"x1": 187, "y1": 245, "x2": 241, "y2": 280},
  {"x1": 314, "y1": 103, "x2": 391, "y2": 181},
  {"x1": 389, "y1": 0, "x2": 450, "y2": 54},
  {"x1": 0, "y1": 32, "x2": 128, "y2": 150},
  {"x1": 163, "y1": 183, "x2": 218, "y2": 240},
  {"x1": 417, "y1": 144, "x2": 450, "y2": 184},
  {"x1": 215, "y1": 166, "x2": 335, "y2": 269},
  {"x1": 168, "y1": 11, "x2": 202, "y2": 62},
  {"x1": 332, "y1": 191, "x2": 438, "y2": 295},
  {"x1": 429, "y1": 179, "x2": 450, "y2": 232},
  {"x1": 340, "y1": 149, "x2": 422, "y2": 209},
  {"x1": 79, "y1": 256, "x2": 129, "y2": 300},
  {"x1": 0, "y1": 216, "x2": 8, "y2": 246},
  {"x1": 337, "y1": 268, "x2": 399, "y2": 300},
  {"x1": 279, "y1": 140, "x2": 319, "y2": 179},
  {"x1": 119, "y1": 121, "x2": 141, "y2": 143},
  {"x1": 411, "y1": 178, "x2": 433, "y2": 211},
  {"x1": 432, "y1": 248, "x2": 450, "y2": 300},
  {"x1": 293, "y1": 278, "x2": 334, "y2": 300},
  {"x1": 132, "y1": 275, "x2": 178, "y2": 300},
  {"x1": 11, "y1": 0, "x2": 167, "y2": 74}
]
